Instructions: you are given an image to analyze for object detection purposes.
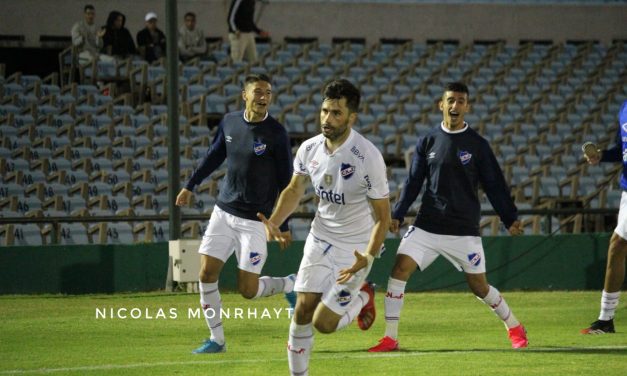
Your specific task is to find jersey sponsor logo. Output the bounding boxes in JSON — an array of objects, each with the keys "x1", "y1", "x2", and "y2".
[
  {"x1": 467, "y1": 252, "x2": 481, "y2": 266},
  {"x1": 336, "y1": 289, "x2": 352, "y2": 307},
  {"x1": 225, "y1": 135, "x2": 232, "y2": 143},
  {"x1": 249, "y1": 252, "x2": 262, "y2": 266},
  {"x1": 623, "y1": 149, "x2": 627, "y2": 163},
  {"x1": 253, "y1": 142, "x2": 267, "y2": 155},
  {"x1": 305, "y1": 141, "x2": 320, "y2": 151},
  {"x1": 622, "y1": 122, "x2": 627, "y2": 133},
  {"x1": 364, "y1": 174, "x2": 372, "y2": 189},
  {"x1": 350, "y1": 145, "x2": 365, "y2": 161},
  {"x1": 340, "y1": 163, "x2": 355, "y2": 179},
  {"x1": 459, "y1": 150, "x2": 472, "y2": 165},
  {"x1": 315, "y1": 185, "x2": 346, "y2": 205},
  {"x1": 428, "y1": 152, "x2": 436, "y2": 159},
  {"x1": 309, "y1": 160, "x2": 319, "y2": 170}
]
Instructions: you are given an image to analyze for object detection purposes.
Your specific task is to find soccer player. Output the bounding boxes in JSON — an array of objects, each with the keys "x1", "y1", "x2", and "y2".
[
  {"x1": 258, "y1": 79, "x2": 391, "y2": 376},
  {"x1": 176, "y1": 74, "x2": 296, "y2": 354},
  {"x1": 368, "y1": 82, "x2": 528, "y2": 352},
  {"x1": 580, "y1": 100, "x2": 627, "y2": 334}
]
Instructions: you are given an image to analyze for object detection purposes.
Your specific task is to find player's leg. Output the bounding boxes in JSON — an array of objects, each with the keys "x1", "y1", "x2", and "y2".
[
  {"x1": 370, "y1": 226, "x2": 438, "y2": 352},
  {"x1": 466, "y1": 272, "x2": 527, "y2": 348},
  {"x1": 234, "y1": 216, "x2": 296, "y2": 305},
  {"x1": 582, "y1": 231, "x2": 627, "y2": 334},
  {"x1": 228, "y1": 32, "x2": 243, "y2": 63},
  {"x1": 193, "y1": 208, "x2": 236, "y2": 354},
  {"x1": 288, "y1": 292, "x2": 321, "y2": 376},
  {"x1": 244, "y1": 33, "x2": 258, "y2": 63}
]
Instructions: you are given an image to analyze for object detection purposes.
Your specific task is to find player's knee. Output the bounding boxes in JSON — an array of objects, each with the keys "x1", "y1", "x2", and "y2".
[
  {"x1": 198, "y1": 268, "x2": 218, "y2": 283},
  {"x1": 313, "y1": 318, "x2": 335, "y2": 334},
  {"x1": 391, "y1": 263, "x2": 413, "y2": 280},
  {"x1": 238, "y1": 284, "x2": 257, "y2": 299}
]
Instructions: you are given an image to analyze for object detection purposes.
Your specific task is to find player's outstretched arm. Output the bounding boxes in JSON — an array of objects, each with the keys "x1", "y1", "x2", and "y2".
[
  {"x1": 337, "y1": 197, "x2": 391, "y2": 284},
  {"x1": 257, "y1": 174, "x2": 309, "y2": 249}
]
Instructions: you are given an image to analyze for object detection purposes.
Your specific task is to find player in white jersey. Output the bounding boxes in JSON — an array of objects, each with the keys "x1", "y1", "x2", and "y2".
[{"x1": 258, "y1": 79, "x2": 391, "y2": 376}]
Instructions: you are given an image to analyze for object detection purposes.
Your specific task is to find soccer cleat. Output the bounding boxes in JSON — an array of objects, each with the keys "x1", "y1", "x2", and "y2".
[
  {"x1": 581, "y1": 319, "x2": 615, "y2": 334},
  {"x1": 357, "y1": 281, "x2": 376, "y2": 330},
  {"x1": 284, "y1": 273, "x2": 297, "y2": 310},
  {"x1": 192, "y1": 339, "x2": 226, "y2": 354},
  {"x1": 368, "y1": 336, "x2": 399, "y2": 352},
  {"x1": 508, "y1": 324, "x2": 528, "y2": 349}
]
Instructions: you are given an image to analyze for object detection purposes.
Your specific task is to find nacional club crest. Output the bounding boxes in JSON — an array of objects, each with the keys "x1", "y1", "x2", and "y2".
[
  {"x1": 253, "y1": 141, "x2": 267, "y2": 155},
  {"x1": 249, "y1": 252, "x2": 262, "y2": 266},
  {"x1": 340, "y1": 163, "x2": 355, "y2": 180},
  {"x1": 458, "y1": 150, "x2": 472, "y2": 165},
  {"x1": 324, "y1": 174, "x2": 333, "y2": 185},
  {"x1": 467, "y1": 252, "x2": 481, "y2": 266},
  {"x1": 336, "y1": 289, "x2": 352, "y2": 307}
]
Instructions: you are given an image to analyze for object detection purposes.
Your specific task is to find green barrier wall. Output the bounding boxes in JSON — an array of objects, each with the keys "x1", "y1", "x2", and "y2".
[{"x1": 1, "y1": 234, "x2": 624, "y2": 294}]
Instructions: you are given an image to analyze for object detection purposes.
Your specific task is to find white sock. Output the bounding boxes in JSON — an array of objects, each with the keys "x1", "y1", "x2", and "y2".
[
  {"x1": 479, "y1": 285, "x2": 520, "y2": 329},
  {"x1": 599, "y1": 290, "x2": 621, "y2": 321},
  {"x1": 384, "y1": 278, "x2": 406, "y2": 340},
  {"x1": 288, "y1": 321, "x2": 313, "y2": 376},
  {"x1": 199, "y1": 281, "x2": 224, "y2": 345},
  {"x1": 255, "y1": 276, "x2": 295, "y2": 298},
  {"x1": 335, "y1": 291, "x2": 369, "y2": 331}
]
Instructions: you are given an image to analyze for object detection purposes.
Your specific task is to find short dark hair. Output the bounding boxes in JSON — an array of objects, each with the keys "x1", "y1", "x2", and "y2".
[
  {"x1": 443, "y1": 82, "x2": 469, "y2": 97},
  {"x1": 84, "y1": 4, "x2": 95, "y2": 12},
  {"x1": 184, "y1": 12, "x2": 196, "y2": 19},
  {"x1": 322, "y1": 79, "x2": 360, "y2": 113},
  {"x1": 244, "y1": 73, "x2": 272, "y2": 87}
]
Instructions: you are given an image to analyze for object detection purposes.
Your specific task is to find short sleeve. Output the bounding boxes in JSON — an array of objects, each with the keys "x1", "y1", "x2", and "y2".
[
  {"x1": 293, "y1": 143, "x2": 309, "y2": 176},
  {"x1": 364, "y1": 148, "x2": 389, "y2": 199}
]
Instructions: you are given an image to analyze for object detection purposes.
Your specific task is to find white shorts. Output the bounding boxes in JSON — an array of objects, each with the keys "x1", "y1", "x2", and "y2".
[
  {"x1": 614, "y1": 191, "x2": 627, "y2": 240},
  {"x1": 398, "y1": 226, "x2": 486, "y2": 274},
  {"x1": 294, "y1": 233, "x2": 372, "y2": 315},
  {"x1": 198, "y1": 206, "x2": 267, "y2": 274}
]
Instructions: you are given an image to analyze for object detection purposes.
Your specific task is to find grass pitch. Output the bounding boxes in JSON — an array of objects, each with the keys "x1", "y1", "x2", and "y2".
[{"x1": 1, "y1": 291, "x2": 625, "y2": 375}]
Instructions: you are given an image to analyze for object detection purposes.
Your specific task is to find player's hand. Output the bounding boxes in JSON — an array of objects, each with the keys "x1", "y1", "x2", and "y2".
[
  {"x1": 175, "y1": 188, "x2": 192, "y2": 206},
  {"x1": 235, "y1": 30, "x2": 241, "y2": 38},
  {"x1": 582, "y1": 142, "x2": 601, "y2": 165},
  {"x1": 337, "y1": 251, "x2": 371, "y2": 284},
  {"x1": 508, "y1": 220, "x2": 523, "y2": 236},
  {"x1": 259, "y1": 30, "x2": 270, "y2": 38},
  {"x1": 257, "y1": 213, "x2": 290, "y2": 249},
  {"x1": 390, "y1": 219, "x2": 401, "y2": 234},
  {"x1": 97, "y1": 28, "x2": 106, "y2": 38}
]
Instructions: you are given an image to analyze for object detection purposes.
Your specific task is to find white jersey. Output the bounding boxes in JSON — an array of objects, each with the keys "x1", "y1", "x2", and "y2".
[{"x1": 294, "y1": 129, "x2": 389, "y2": 247}]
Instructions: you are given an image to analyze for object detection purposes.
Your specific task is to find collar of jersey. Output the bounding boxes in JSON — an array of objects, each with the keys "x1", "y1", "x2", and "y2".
[
  {"x1": 324, "y1": 128, "x2": 355, "y2": 156},
  {"x1": 440, "y1": 121, "x2": 468, "y2": 134},
  {"x1": 243, "y1": 110, "x2": 269, "y2": 123}
]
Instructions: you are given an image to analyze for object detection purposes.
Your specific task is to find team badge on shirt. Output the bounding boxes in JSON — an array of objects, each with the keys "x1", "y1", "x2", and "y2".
[
  {"x1": 253, "y1": 142, "x2": 267, "y2": 155},
  {"x1": 459, "y1": 150, "x2": 472, "y2": 165},
  {"x1": 340, "y1": 163, "x2": 355, "y2": 179}
]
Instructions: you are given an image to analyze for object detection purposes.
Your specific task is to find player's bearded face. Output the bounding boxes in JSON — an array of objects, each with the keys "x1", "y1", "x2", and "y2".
[
  {"x1": 440, "y1": 91, "x2": 470, "y2": 130},
  {"x1": 320, "y1": 98, "x2": 352, "y2": 141}
]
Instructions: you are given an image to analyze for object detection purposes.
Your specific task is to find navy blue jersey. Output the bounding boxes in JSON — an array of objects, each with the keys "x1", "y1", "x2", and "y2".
[
  {"x1": 185, "y1": 111, "x2": 292, "y2": 230},
  {"x1": 393, "y1": 123, "x2": 517, "y2": 236},
  {"x1": 600, "y1": 101, "x2": 627, "y2": 190}
]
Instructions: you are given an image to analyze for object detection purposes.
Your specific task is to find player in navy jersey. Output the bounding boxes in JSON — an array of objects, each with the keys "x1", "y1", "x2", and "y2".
[
  {"x1": 176, "y1": 74, "x2": 296, "y2": 354},
  {"x1": 580, "y1": 100, "x2": 627, "y2": 334},
  {"x1": 259, "y1": 79, "x2": 390, "y2": 376},
  {"x1": 368, "y1": 82, "x2": 528, "y2": 352}
]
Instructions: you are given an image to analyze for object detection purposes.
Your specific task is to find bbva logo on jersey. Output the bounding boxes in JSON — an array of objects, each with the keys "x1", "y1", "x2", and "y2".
[
  {"x1": 340, "y1": 163, "x2": 355, "y2": 179},
  {"x1": 253, "y1": 142, "x2": 267, "y2": 155}
]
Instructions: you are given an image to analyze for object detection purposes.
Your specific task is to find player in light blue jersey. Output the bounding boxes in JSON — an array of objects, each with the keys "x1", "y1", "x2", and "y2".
[{"x1": 581, "y1": 100, "x2": 627, "y2": 334}]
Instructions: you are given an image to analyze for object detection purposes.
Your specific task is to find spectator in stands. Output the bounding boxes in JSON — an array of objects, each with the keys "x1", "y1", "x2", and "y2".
[
  {"x1": 71, "y1": 5, "x2": 113, "y2": 64},
  {"x1": 101, "y1": 10, "x2": 136, "y2": 59},
  {"x1": 178, "y1": 12, "x2": 207, "y2": 62},
  {"x1": 227, "y1": 0, "x2": 269, "y2": 63},
  {"x1": 580, "y1": 100, "x2": 627, "y2": 335},
  {"x1": 136, "y1": 12, "x2": 166, "y2": 64}
]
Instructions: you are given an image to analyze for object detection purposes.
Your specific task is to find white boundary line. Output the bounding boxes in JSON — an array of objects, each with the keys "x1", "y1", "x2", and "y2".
[{"x1": 2, "y1": 345, "x2": 627, "y2": 375}]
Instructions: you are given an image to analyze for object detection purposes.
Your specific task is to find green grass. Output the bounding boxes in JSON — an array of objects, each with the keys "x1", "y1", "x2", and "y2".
[{"x1": 1, "y1": 291, "x2": 625, "y2": 375}]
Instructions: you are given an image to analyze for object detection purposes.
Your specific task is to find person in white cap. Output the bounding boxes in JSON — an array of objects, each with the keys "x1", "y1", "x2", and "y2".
[{"x1": 136, "y1": 11, "x2": 166, "y2": 63}]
